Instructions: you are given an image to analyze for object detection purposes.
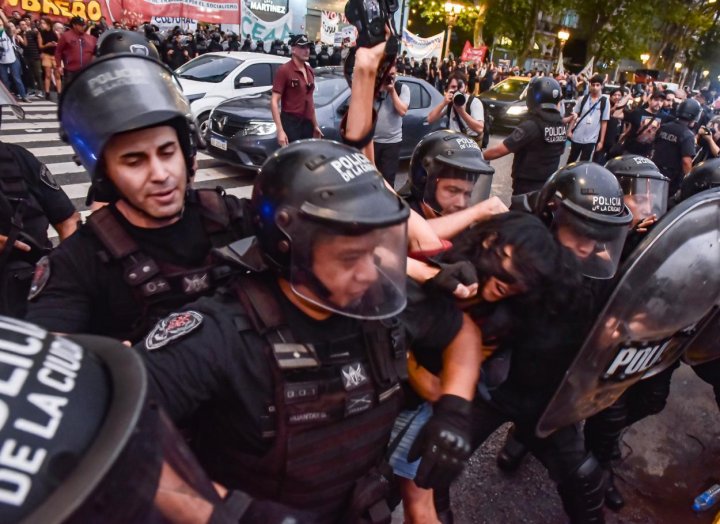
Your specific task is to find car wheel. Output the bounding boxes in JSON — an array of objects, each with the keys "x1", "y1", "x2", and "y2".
[{"x1": 198, "y1": 112, "x2": 211, "y2": 139}]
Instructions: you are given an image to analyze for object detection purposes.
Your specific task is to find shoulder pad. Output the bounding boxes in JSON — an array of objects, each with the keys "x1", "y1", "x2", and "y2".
[{"x1": 145, "y1": 311, "x2": 204, "y2": 351}]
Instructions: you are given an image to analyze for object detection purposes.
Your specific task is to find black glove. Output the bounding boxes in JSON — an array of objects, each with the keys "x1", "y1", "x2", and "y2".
[
  {"x1": 407, "y1": 394, "x2": 473, "y2": 490},
  {"x1": 424, "y1": 261, "x2": 478, "y2": 297}
]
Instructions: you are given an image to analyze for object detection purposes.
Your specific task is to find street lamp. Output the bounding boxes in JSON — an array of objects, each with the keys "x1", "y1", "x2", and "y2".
[
  {"x1": 557, "y1": 29, "x2": 570, "y2": 46},
  {"x1": 443, "y1": 1, "x2": 464, "y2": 59},
  {"x1": 640, "y1": 53, "x2": 650, "y2": 64},
  {"x1": 703, "y1": 69, "x2": 710, "y2": 78},
  {"x1": 674, "y1": 62, "x2": 682, "y2": 71}
]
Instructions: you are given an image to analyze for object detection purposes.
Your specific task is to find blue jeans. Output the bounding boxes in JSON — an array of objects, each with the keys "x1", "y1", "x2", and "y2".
[{"x1": 0, "y1": 59, "x2": 27, "y2": 99}]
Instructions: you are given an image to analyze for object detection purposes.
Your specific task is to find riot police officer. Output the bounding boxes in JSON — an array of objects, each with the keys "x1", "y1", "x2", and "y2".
[
  {"x1": 0, "y1": 316, "x2": 307, "y2": 524},
  {"x1": 138, "y1": 139, "x2": 483, "y2": 523},
  {"x1": 483, "y1": 77, "x2": 568, "y2": 196},
  {"x1": 0, "y1": 83, "x2": 79, "y2": 318},
  {"x1": 25, "y1": 54, "x2": 248, "y2": 342},
  {"x1": 651, "y1": 98, "x2": 700, "y2": 197}
]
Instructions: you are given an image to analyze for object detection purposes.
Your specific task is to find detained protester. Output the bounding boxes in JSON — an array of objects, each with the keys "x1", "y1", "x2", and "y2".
[
  {"x1": 426, "y1": 71, "x2": 485, "y2": 145},
  {"x1": 138, "y1": 139, "x2": 484, "y2": 524},
  {"x1": 390, "y1": 212, "x2": 578, "y2": 523},
  {"x1": 0, "y1": 317, "x2": 308, "y2": 524},
  {"x1": 270, "y1": 34, "x2": 323, "y2": 146},
  {"x1": 25, "y1": 54, "x2": 249, "y2": 343},
  {"x1": 0, "y1": 83, "x2": 79, "y2": 318},
  {"x1": 483, "y1": 77, "x2": 567, "y2": 196},
  {"x1": 651, "y1": 98, "x2": 700, "y2": 197}
]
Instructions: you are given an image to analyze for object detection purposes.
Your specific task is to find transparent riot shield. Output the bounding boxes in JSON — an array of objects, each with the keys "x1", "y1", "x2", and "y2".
[
  {"x1": 682, "y1": 306, "x2": 720, "y2": 365},
  {"x1": 536, "y1": 188, "x2": 720, "y2": 438}
]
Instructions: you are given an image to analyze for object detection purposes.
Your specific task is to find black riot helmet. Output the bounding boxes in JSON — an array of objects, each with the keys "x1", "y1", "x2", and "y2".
[
  {"x1": 96, "y1": 29, "x2": 161, "y2": 61},
  {"x1": 535, "y1": 162, "x2": 633, "y2": 279},
  {"x1": 0, "y1": 316, "x2": 235, "y2": 524},
  {"x1": 59, "y1": 54, "x2": 198, "y2": 204},
  {"x1": 251, "y1": 139, "x2": 410, "y2": 319},
  {"x1": 526, "y1": 76, "x2": 562, "y2": 111},
  {"x1": 605, "y1": 154, "x2": 669, "y2": 226},
  {"x1": 676, "y1": 98, "x2": 703, "y2": 122},
  {"x1": 680, "y1": 157, "x2": 720, "y2": 201},
  {"x1": 408, "y1": 129, "x2": 494, "y2": 216}
]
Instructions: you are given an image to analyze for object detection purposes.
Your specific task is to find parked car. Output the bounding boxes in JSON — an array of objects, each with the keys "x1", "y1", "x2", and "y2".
[
  {"x1": 478, "y1": 76, "x2": 530, "y2": 128},
  {"x1": 205, "y1": 67, "x2": 444, "y2": 171},
  {"x1": 175, "y1": 52, "x2": 289, "y2": 137}
]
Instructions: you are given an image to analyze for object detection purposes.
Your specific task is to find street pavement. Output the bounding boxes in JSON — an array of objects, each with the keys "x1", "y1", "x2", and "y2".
[{"x1": 4, "y1": 101, "x2": 719, "y2": 523}]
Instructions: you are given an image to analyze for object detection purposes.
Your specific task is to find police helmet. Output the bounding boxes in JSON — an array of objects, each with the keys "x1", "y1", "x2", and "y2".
[
  {"x1": 96, "y1": 29, "x2": 161, "y2": 61},
  {"x1": 680, "y1": 157, "x2": 720, "y2": 201},
  {"x1": 535, "y1": 162, "x2": 633, "y2": 279},
  {"x1": 526, "y1": 76, "x2": 562, "y2": 111},
  {"x1": 251, "y1": 139, "x2": 409, "y2": 319},
  {"x1": 605, "y1": 154, "x2": 669, "y2": 226},
  {"x1": 59, "y1": 54, "x2": 198, "y2": 203},
  {"x1": 408, "y1": 130, "x2": 494, "y2": 215},
  {"x1": 676, "y1": 98, "x2": 703, "y2": 122},
  {"x1": 0, "y1": 317, "x2": 229, "y2": 524}
]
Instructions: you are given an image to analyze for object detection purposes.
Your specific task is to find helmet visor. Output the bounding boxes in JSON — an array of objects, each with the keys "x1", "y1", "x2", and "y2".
[
  {"x1": 424, "y1": 168, "x2": 488, "y2": 215},
  {"x1": 553, "y1": 206, "x2": 630, "y2": 279},
  {"x1": 288, "y1": 222, "x2": 408, "y2": 319},
  {"x1": 619, "y1": 176, "x2": 668, "y2": 226}
]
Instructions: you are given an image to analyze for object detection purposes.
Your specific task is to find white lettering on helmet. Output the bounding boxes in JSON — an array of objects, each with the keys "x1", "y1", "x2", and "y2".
[
  {"x1": 591, "y1": 195, "x2": 622, "y2": 213},
  {"x1": 330, "y1": 153, "x2": 376, "y2": 182},
  {"x1": 88, "y1": 68, "x2": 152, "y2": 97},
  {"x1": 632, "y1": 157, "x2": 653, "y2": 165},
  {"x1": 455, "y1": 137, "x2": 479, "y2": 150}
]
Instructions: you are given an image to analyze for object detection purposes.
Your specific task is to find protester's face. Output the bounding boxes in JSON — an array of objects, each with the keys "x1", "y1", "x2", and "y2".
[
  {"x1": 555, "y1": 225, "x2": 597, "y2": 260},
  {"x1": 39, "y1": 19, "x2": 48, "y2": 30},
  {"x1": 589, "y1": 82, "x2": 602, "y2": 96},
  {"x1": 480, "y1": 246, "x2": 526, "y2": 302},
  {"x1": 434, "y1": 178, "x2": 474, "y2": 214},
  {"x1": 664, "y1": 94, "x2": 675, "y2": 107},
  {"x1": 104, "y1": 125, "x2": 188, "y2": 225},
  {"x1": 19, "y1": 21, "x2": 27, "y2": 31},
  {"x1": 610, "y1": 91, "x2": 623, "y2": 105},
  {"x1": 648, "y1": 98, "x2": 662, "y2": 112},
  {"x1": 309, "y1": 231, "x2": 382, "y2": 308}
]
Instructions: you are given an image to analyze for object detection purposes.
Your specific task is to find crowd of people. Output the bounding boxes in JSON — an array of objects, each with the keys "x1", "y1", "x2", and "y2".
[{"x1": 0, "y1": 15, "x2": 719, "y2": 524}]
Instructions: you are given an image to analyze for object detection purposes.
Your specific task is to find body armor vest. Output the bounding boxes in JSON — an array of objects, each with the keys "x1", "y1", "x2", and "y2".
[
  {"x1": 86, "y1": 188, "x2": 243, "y2": 336},
  {"x1": 514, "y1": 112, "x2": 567, "y2": 182},
  {"x1": 199, "y1": 274, "x2": 406, "y2": 523}
]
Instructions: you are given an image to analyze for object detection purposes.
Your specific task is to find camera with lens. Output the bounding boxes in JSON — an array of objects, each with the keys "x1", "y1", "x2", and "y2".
[
  {"x1": 453, "y1": 91, "x2": 466, "y2": 106},
  {"x1": 700, "y1": 125, "x2": 711, "y2": 135}
]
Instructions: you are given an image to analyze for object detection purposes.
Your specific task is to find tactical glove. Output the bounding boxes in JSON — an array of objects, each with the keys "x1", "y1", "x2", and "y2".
[{"x1": 424, "y1": 260, "x2": 478, "y2": 298}]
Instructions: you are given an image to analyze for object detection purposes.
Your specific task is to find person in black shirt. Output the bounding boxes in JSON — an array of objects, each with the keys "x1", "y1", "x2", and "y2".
[
  {"x1": 605, "y1": 88, "x2": 631, "y2": 156},
  {"x1": 619, "y1": 91, "x2": 664, "y2": 157},
  {"x1": 651, "y1": 98, "x2": 699, "y2": 197},
  {"x1": 484, "y1": 77, "x2": 569, "y2": 195},
  {"x1": 25, "y1": 54, "x2": 248, "y2": 342}
]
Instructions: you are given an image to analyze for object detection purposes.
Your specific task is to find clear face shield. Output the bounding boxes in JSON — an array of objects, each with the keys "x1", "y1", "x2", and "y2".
[
  {"x1": 618, "y1": 175, "x2": 669, "y2": 227},
  {"x1": 552, "y1": 205, "x2": 631, "y2": 279},
  {"x1": 287, "y1": 221, "x2": 408, "y2": 320},
  {"x1": 424, "y1": 168, "x2": 491, "y2": 215}
]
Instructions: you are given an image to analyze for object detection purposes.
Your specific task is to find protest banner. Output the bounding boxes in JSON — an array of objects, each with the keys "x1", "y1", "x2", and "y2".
[{"x1": 401, "y1": 28, "x2": 443, "y2": 60}]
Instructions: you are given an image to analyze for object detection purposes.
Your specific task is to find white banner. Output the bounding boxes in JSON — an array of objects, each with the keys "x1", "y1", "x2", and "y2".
[
  {"x1": 557, "y1": 50, "x2": 564, "y2": 75},
  {"x1": 241, "y1": 1, "x2": 292, "y2": 42},
  {"x1": 578, "y1": 56, "x2": 594, "y2": 78},
  {"x1": 151, "y1": 16, "x2": 197, "y2": 31},
  {"x1": 321, "y1": 10, "x2": 338, "y2": 45},
  {"x1": 401, "y1": 28, "x2": 444, "y2": 61}
]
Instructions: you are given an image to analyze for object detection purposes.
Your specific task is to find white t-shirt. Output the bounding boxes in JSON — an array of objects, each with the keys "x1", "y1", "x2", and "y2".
[
  {"x1": 447, "y1": 96, "x2": 484, "y2": 137},
  {"x1": 571, "y1": 94, "x2": 610, "y2": 144},
  {"x1": 0, "y1": 32, "x2": 17, "y2": 65}
]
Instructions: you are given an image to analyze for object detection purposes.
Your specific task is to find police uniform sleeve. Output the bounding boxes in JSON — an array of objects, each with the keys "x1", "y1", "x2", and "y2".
[
  {"x1": 681, "y1": 129, "x2": 696, "y2": 158},
  {"x1": 138, "y1": 293, "x2": 275, "y2": 429},
  {"x1": 503, "y1": 120, "x2": 540, "y2": 152},
  {"x1": 11, "y1": 145, "x2": 76, "y2": 224},
  {"x1": 400, "y1": 280, "x2": 464, "y2": 374}
]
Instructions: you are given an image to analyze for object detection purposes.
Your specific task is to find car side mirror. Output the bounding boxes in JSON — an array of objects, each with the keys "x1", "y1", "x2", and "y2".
[{"x1": 236, "y1": 76, "x2": 253, "y2": 88}]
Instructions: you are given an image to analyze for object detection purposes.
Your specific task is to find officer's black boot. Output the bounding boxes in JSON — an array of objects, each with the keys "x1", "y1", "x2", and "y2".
[
  {"x1": 584, "y1": 401, "x2": 625, "y2": 512},
  {"x1": 496, "y1": 424, "x2": 529, "y2": 472},
  {"x1": 556, "y1": 455, "x2": 606, "y2": 524},
  {"x1": 602, "y1": 464, "x2": 624, "y2": 511},
  {"x1": 433, "y1": 487, "x2": 454, "y2": 524}
]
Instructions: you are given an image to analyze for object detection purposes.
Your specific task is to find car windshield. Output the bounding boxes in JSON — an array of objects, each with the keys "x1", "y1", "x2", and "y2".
[
  {"x1": 176, "y1": 56, "x2": 244, "y2": 83},
  {"x1": 491, "y1": 79, "x2": 529, "y2": 96},
  {"x1": 314, "y1": 75, "x2": 347, "y2": 106}
]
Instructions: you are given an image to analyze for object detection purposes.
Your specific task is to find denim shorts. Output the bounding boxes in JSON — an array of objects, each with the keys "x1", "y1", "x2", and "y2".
[{"x1": 388, "y1": 402, "x2": 433, "y2": 480}]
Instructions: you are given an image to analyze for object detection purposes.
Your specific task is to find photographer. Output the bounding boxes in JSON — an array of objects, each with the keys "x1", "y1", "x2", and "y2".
[
  {"x1": 373, "y1": 64, "x2": 410, "y2": 187},
  {"x1": 695, "y1": 116, "x2": 720, "y2": 163},
  {"x1": 427, "y1": 71, "x2": 484, "y2": 143}
]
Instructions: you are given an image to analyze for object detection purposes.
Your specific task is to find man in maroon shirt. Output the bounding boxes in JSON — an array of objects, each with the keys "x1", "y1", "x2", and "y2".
[
  {"x1": 270, "y1": 34, "x2": 322, "y2": 145},
  {"x1": 55, "y1": 16, "x2": 96, "y2": 85}
]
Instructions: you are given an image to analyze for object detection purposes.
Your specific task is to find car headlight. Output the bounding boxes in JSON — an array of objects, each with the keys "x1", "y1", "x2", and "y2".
[
  {"x1": 186, "y1": 93, "x2": 206, "y2": 103},
  {"x1": 506, "y1": 105, "x2": 528, "y2": 116},
  {"x1": 245, "y1": 121, "x2": 277, "y2": 136}
]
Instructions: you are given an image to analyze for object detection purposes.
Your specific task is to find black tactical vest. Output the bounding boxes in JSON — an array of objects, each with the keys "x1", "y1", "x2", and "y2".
[
  {"x1": 86, "y1": 188, "x2": 245, "y2": 339},
  {"x1": 512, "y1": 111, "x2": 567, "y2": 183},
  {"x1": 197, "y1": 275, "x2": 406, "y2": 524}
]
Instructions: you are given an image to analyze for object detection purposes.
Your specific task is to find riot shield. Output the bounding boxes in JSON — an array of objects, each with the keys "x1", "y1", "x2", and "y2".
[
  {"x1": 0, "y1": 80, "x2": 24, "y2": 119},
  {"x1": 536, "y1": 188, "x2": 720, "y2": 438},
  {"x1": 682, "y1": 306, "x2": 720, "y2": 365}
]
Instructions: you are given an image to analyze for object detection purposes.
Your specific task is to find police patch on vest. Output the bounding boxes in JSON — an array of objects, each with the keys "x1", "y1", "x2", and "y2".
[
  {"x1": 182, "y1": 272, "x2": 210, "y2": 294},
  {"x1": 145, "y1": 311, "x2": 203, "y2": 350},
  {"x1": 27, "y1": 256, "x2": 50, "y2": 300},
  {"x1": 341, "y1": 362, "x2": 368, "y2": 390},
  {"x1": 346, "y1": 392, "x2": 373, "y2": 416},
  {"x1": 39, "y1": 165, "x2": 60, "y2": 190}
]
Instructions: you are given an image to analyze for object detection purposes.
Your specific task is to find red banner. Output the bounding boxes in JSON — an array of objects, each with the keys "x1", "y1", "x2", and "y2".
[
  {"x1": 3, "y1": 0, "x2": 240, "y2": 25},
  {"x1": 460, "y1": 41, "x2": 487, "y2": 63}
]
